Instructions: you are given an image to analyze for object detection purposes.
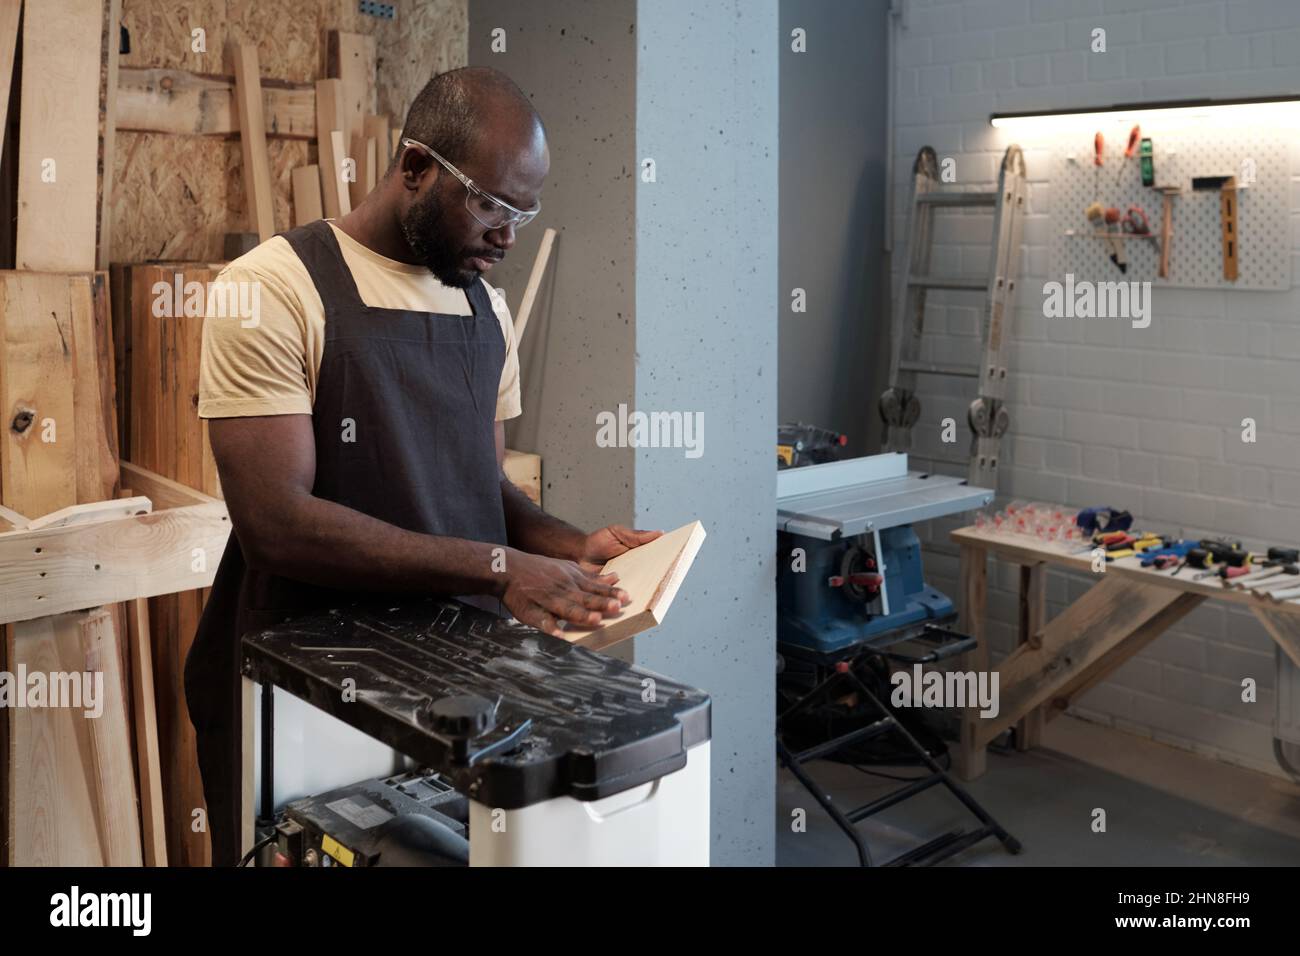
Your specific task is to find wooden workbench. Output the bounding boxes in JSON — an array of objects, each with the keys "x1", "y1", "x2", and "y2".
[{"x1": 951, "y1": 526, "x2": 1300, "y2": 780}]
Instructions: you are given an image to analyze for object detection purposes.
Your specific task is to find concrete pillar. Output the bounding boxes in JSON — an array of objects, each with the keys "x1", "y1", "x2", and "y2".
[
  {"x1": 471, "y1": 0, "x2": 777, "y2": 866},
  {"x1": 632, "y1": 0, "x2": 778, "y2": 867}
]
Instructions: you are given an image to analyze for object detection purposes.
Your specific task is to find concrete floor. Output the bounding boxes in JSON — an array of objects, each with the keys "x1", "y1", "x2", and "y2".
[{"x1": 777, "y1": 715, "x2": 1300, "y2": 866}]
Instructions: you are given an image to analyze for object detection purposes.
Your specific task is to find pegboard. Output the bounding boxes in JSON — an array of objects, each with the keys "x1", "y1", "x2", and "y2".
[{"x1": 1050, "y1": 130, "x2": 1292, "y2": 290}]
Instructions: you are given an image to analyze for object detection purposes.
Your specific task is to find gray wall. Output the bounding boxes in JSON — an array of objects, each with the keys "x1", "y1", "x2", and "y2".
[
  {"x1": 633, "y1": 0, "x2": 779, "y2": 866},
  {"x1": 469, "y1": 0, "x2": 638, "y2": 535},
  {"x1": 470, "y1": 0, "x2": 779, "y2": 865},
  {"x1": 779, "y1": 0, "x2": 891, "y2": 456}
]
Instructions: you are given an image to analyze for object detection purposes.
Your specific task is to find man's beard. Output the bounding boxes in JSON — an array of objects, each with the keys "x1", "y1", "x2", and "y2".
[{"x1": 399, "y1": 189, "x2": 478, "y2": 289}]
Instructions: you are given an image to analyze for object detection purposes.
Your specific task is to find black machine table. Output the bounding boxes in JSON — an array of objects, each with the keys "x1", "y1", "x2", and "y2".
[{"x1": 240, "y1": 598, "x2": 712, "y2": 866}]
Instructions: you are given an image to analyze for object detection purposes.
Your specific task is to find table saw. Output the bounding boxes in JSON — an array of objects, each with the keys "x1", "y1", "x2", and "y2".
[
  {"x1": 777, "y1": 452, "x2": 994, "y2": 654},
  {"x1": 774, "y1": 451, "x2": 1019, "y2": 866}
]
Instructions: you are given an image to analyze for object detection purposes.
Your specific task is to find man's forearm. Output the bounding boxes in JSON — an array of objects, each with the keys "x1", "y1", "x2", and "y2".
[
  {"x1": 500, "y1": 478, "x2": 587, "y2": 561},
  {"x1": 246, "y1": 492, "x2": 509, "y2": 597}
]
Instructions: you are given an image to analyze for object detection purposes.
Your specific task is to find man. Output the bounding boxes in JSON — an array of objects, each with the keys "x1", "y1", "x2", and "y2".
[{"x1": 186, "y1": 67, "x2": 659, "y2": 866}]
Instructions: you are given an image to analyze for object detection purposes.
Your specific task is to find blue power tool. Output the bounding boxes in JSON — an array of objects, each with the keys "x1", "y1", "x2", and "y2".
[
  {"x1": 1138, "y1": 539, "x2": 1197, "y2": 568},
  {"x1": 776, "y1": 453, "x2": 994, "y2": 655}
]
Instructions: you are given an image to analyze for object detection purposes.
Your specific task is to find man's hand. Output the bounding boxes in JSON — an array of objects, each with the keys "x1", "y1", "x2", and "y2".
[
  {"x1": 498, "y1": 549, "x2": 631, "y2": 638},
  {"x1": 576, "y1": 525, "x2": 664, "y2": 573}
]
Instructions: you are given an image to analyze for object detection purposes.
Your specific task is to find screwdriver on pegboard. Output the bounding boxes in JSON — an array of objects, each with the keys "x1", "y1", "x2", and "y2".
[
  {"x1": 1115, "y1": 124, "x2": 1140, "y2": 185},
  {"x1": 1093, "y1": 131, "x2": 1104, "y2": 200}
]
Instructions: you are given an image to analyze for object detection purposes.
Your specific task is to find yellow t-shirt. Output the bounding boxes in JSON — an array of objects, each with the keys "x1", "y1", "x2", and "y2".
[{"x1": 198, "y1": 220, "x2": 522, "y2": 422}]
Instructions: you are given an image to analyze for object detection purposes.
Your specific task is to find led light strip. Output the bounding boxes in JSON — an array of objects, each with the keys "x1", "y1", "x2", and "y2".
[{"x1": 990, "y1": 95, "x2": 1300, "y2": 134}]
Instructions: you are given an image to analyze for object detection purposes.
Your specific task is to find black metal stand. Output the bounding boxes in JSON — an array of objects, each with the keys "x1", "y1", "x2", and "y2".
[{"x1": 777, "y1": 632, "x2": 1022, "y2": 867}]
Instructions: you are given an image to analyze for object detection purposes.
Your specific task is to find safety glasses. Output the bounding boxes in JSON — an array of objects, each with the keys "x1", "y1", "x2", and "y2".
[{"x1": 400, "y1": 136, "x2": 540, "y2": 231}]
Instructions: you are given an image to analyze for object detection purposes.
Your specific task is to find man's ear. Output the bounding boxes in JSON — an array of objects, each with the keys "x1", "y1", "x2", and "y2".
[{"x1": 400, "y1": 147, "x2": 435, "y2": 190}]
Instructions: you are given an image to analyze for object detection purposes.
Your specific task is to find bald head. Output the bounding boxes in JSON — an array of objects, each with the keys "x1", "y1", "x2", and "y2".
[{"x1": 397, "y1": 66, "x2": 545, "y2": 169}]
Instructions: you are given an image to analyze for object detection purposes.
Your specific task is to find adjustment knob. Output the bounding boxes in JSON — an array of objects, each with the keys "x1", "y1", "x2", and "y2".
[{"x1": 423, "y1": 694, "x2": 496, "y2": 739}]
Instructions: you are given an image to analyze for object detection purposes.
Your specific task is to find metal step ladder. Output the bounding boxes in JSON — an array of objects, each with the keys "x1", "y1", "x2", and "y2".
[{"x1": 879, "y1": 145, "x2": 1028, "y2": 489}]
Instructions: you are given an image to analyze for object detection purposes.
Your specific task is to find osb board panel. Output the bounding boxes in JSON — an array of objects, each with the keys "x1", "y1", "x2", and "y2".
[
  {"x1": 112, "y1": 133, "x2": 308, "y2": 262},
  {"x1": 367, "y1": 0, "x2": 468, "y2": 135},
  {"x1": 111, "y1": 0, "x2": 467, "y2": 263},
  {"x1": 119, "y1": 1, "x2": 317, "y2": 78}
]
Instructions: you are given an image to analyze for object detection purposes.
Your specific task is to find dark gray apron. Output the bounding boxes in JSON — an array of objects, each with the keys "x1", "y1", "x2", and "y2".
[{"x1": 184, "y1": 219, "x2": 508, "y2": 866}]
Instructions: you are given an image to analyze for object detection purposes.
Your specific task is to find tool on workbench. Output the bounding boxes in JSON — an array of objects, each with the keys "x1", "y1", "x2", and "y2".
[
  {"x1": 1107, "y1": 546, "x2": 1148, "y2": 560},
  {"x1": 1173, "y1": 546, "x2": 1213, "y2": 576},
  {"x1": 1178, "y1": 541, "x2": 1244, "y2": 575},
  {"x1": 1229, "y1": 548, "x2": 1300, "y2": 589},
  {"x1": 1261, "y1": 583, "x2": 1300, "y2": 603},
  {"x1": 1106, "y1": 533, "x2": 1163, "y2": 560},
  {"x1": 1076, "y1": 507, "x2": 1133, "y2": 535},
  {"x1": 1230, "y1": 564, "x2": 1299, "y2": 590},
  {"x1": 1139, "y1": 137, "x2": 1154, "y2": 187},
  {"x1": 1256, "y1": 585, "x2": 1300, "y2": 602},
  {"x1": 1219, "y1": 566, "x2": 1256, "y2": 582},
  {"x1": 879, "y1": 145, "x2": 1028, "y2": 489},
  {"x1": 1094, "y1": 131, "x2": 1104, "y2": 200},
  {"x1": 1195, "y1": 564, "x2": 1252, "y2": 582},
  {"x1": 1070, "y1": 528, "x2": 1153, "y2": 556},
  {"x1": 1066, "y1": 529, "x2": 1128, "y2": 554},
  {"x1": 1115, "y1": 125, "x2": 1140, "y2": 185},
  {"x1": 1200, "y1": 538, "x2": 1249, "y2": 567},
  {"x1": 1192, "y1": 175, "x2": 1238, "y2": 281},
  {"x1": 1139, "y1": 539, "x2": 1197, "y2": 568},
  {"x1": 1193, "y1": 544, "x2": 1253, "y2": 579},
  {"x1": 1094, "y1": 531, "x2": 1136, "y2": 552}
]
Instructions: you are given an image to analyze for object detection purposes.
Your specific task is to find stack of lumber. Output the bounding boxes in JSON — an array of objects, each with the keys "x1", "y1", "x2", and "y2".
[
  {"x1": 110, "y1": 262, "x2": 226, "y2": 867},
  {"x1": 220, "y1": 31, "x2": 395, "y2": 235},
  {"x1": 0, "y1": 271, "x2": 148, "y2": 867},
  {"x1": 0, "y1": 0, "x2": 156, "y2": 868},
  {"x1": 297, "y1": 30, "x2": 387, "y2": 225}
]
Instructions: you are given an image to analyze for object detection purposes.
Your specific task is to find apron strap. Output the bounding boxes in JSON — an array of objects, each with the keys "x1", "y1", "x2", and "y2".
[
  {"x1": 281, "y1": 220, "x2": 367, "y2": 317},
  {"x1": 283, "y1": 220, "x2": 502, "y2": 336},
  {"x1": 464, "y1": 276, "x2": 497, "y2": 325}
]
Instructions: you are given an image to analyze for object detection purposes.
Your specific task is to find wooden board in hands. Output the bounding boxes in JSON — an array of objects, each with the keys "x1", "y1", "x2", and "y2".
[{"x1": 560, "y1": 521, "x2": 706, "y2": 652}]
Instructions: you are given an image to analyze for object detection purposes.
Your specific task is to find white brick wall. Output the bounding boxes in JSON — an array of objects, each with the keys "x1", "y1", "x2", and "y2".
[{"x1": 896, "y1": 0, "x2": 1300, "y2": 777}]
